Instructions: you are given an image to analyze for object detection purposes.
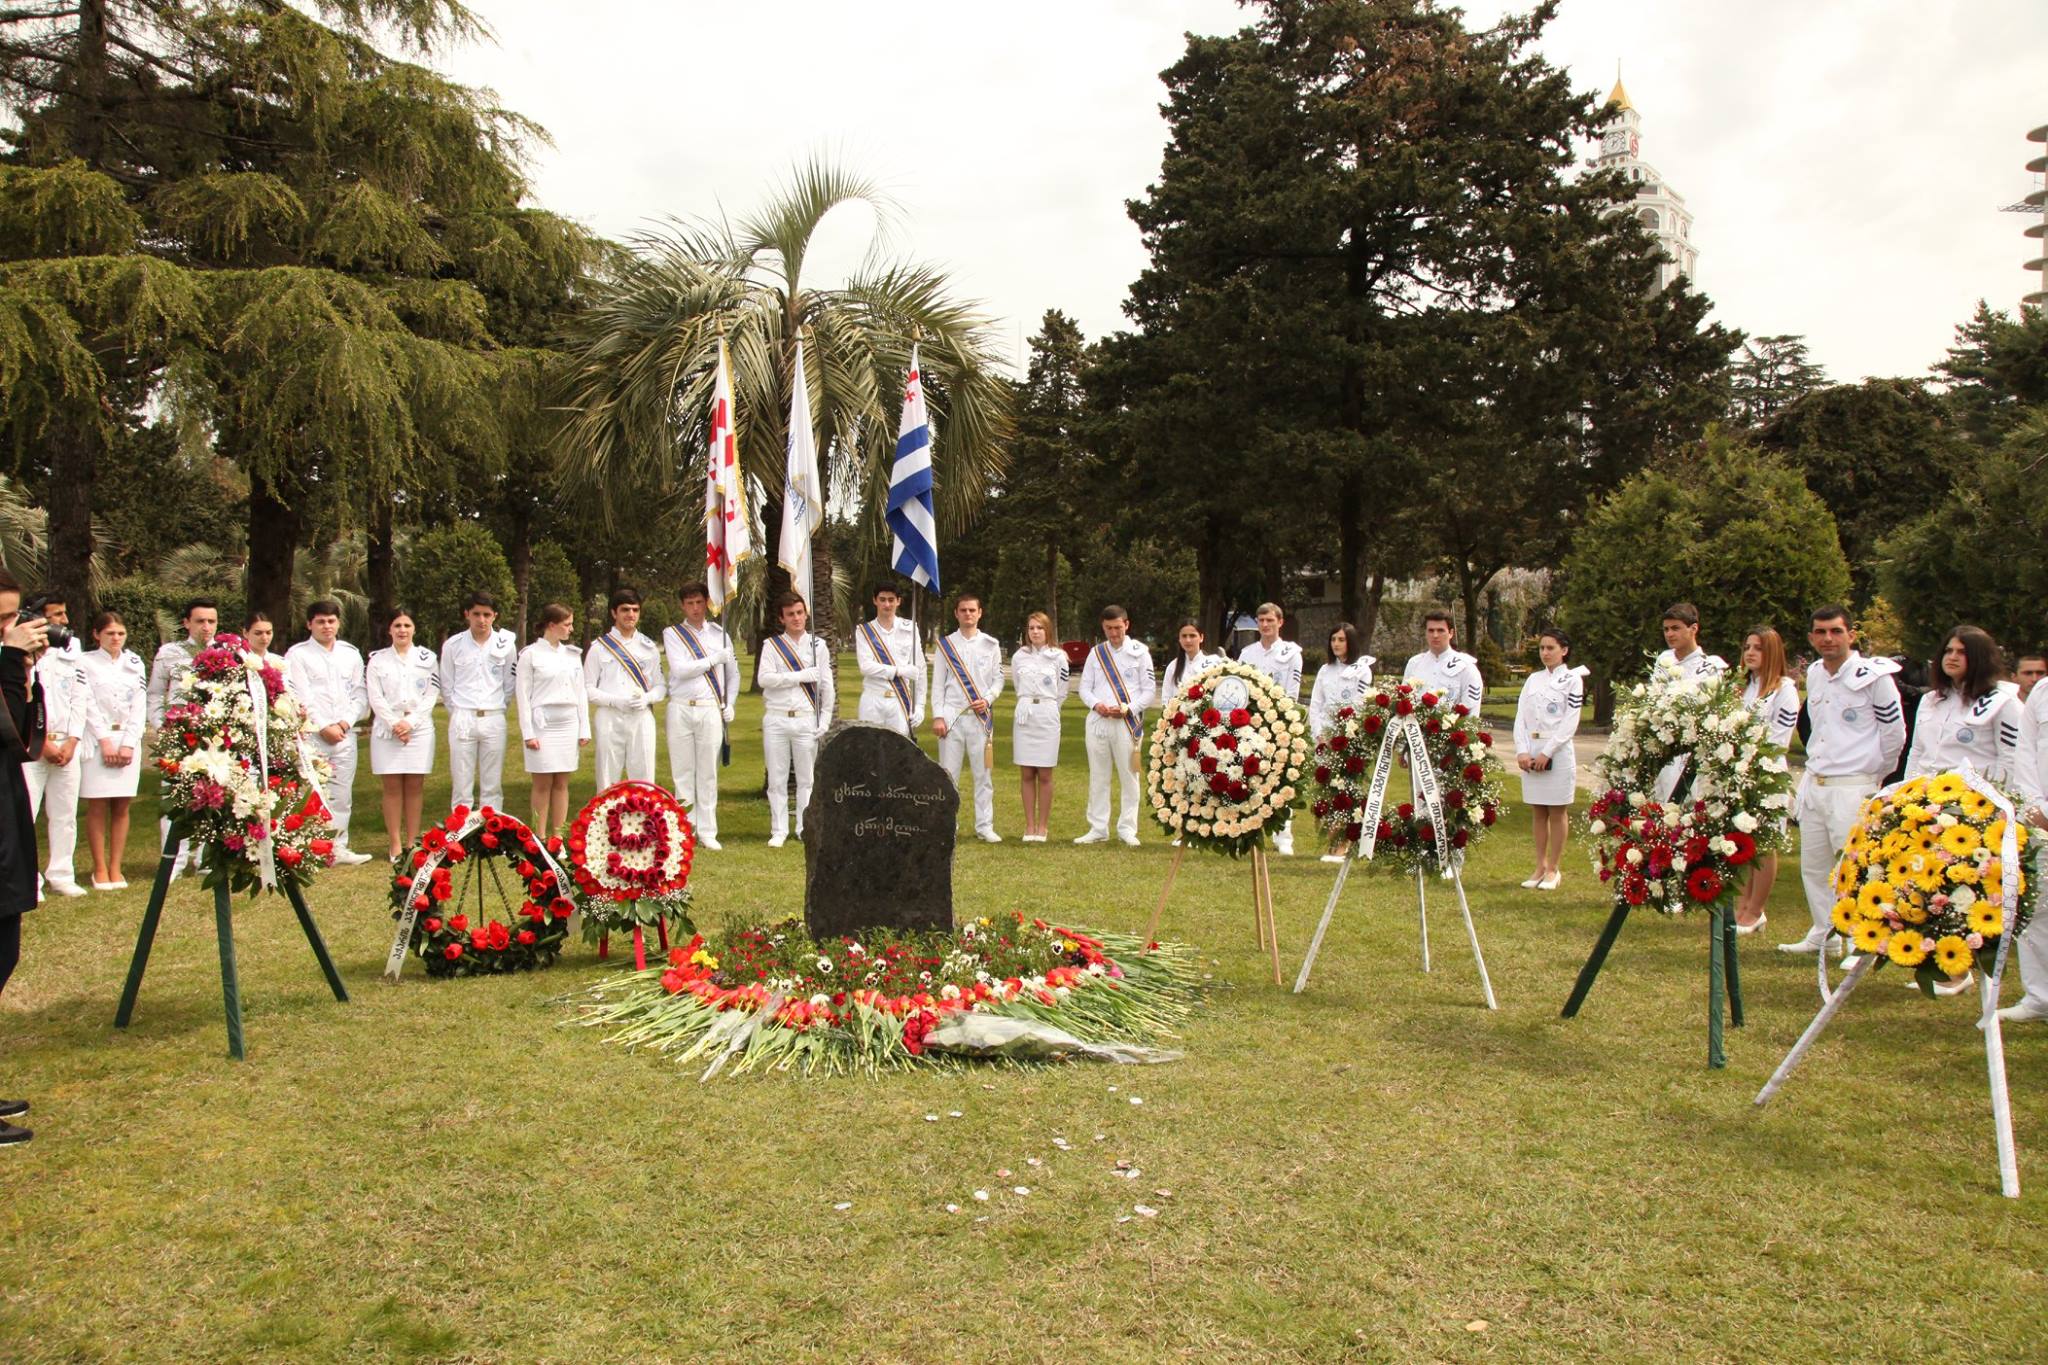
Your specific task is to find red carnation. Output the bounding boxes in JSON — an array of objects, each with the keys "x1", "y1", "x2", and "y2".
[
  {"x1": 1336, "y1": 706, "x2": 1354, "y2": 721},
  {"x1": 1462, "y1": 764, "x2": 1484, "y2": 783},
  {"x1": 1242, "y1": 756, "x2": 1262, "y2": 776},
  {"x1": 1215, "y1": 734, "x2": 1238, "y2": 752},
  {"x1": 1314, "y1": 766, "x2": 1331, "y2": 784},
  {"x1": 1375, "y1": 693, "x2": 1392, "y2": 706},
  {"x1": 309, "y1": 838, "x2": 333, "y2": 857},
  {"x1": 1480, "y1": 804, "x2": 1498, "y2": 826},
  {"x1": 1329, "y1": 734, "x2": 1350, "y2": 752},
  {"x1": 1451, "y1": 828, "x2": 1470, "y2": 848},
  {"x1": 1395, "y1": 698, "x2": 1414, "y2": 716},
  {"x1": 1396, "y1": 802, "x2": 1414, "y2": 819},
  {"x1": 1377, "y1": 820, "x2": 1393, "y2": 840},
  {"x1": 1186, "y1": 685, "x2": 1204, "y2": 700},
  {"x1": 1334, "y1": 792, "x2": 1356, "y2": 811},
  {"x1": 1209, "y1": 774, "x2": 1232, "y2": 794},
  {"x1": 1363, "y1": 714, "x2": 1384, "y2": 735},
  {"x1": 1448, "y1": 730, "x2": 1468, "y2": 746},
  {"x1": 1345, "y1": 822, "x2": 1363, "y2": 842},
  {"x1": 423, "y1": 917, "x2": 442, "y2": 933},
  {"x1": 1169, "y1": 712, "x2": 1190, "y2": 729},
  {"x1": 1200, "y1": 708, "x2": 1222, "y2": 727},
  {"x1": 1200, "y1": 756, "x2": 1219, "y2": 775},
  {"x1": 1424, "y1": 717, "x2": 1442, "y2": 735},
  {"x1": 1344, "y1": 756, "x2": 1365, "y2": 775},
  {"x1": 443, "y1": 942, "x2": 463, "y2": 961},
  {"x1": 1445, "y1": 789, "x2": 1466, "y2": 808},
  {"x1": 1229, "y1": 708, "x2": 1251, "y2": 727}
]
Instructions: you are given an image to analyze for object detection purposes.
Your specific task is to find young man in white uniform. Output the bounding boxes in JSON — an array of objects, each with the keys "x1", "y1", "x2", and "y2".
[
  {"x1": 2004, "y1": 671, "x2": 2048, "y2": 1023},
  {"x1": 758, "y1": 592, "x2": 834, "y2": 847},
  {"x1": 1403, "y1": 610, "x2": 1485, "y2": 712},
  {"x1": 286, "y1": 599, "x2": 372, "y2": 864},
  {"x1": 854, "y1": 583, "x2": 924, "y2": 737},
  {"x1": 583, "y1": 587, "x2": 664, "y2": 790},
  {"x1": 1779, "y1": 605, "x2": 1905, "y2": 956},
  {"x1": 1237, "y1": 601, "x2": 1304, "y2": 855},
  {"x1": 147, "y1": 597, "x2": 217, "y2": 877},
  {"x1": 1654, "y1": 602, "x2": 1728, "y2": 679},
  {"x1": 22, "y1": 594, "x2": 85, "y2": 896},
  {"x1": 931, "y1": 591, "x2": 1004, "y2": 843},
  {"x1": 1076, "y1": 605, "x2": 1156, "y2": 848},
  {"x1": 663, "y1": 581, "x2": 738, "y2": 851},
  {"x1": 438, "y1": 591, "x2": 517, "y2": 814}
]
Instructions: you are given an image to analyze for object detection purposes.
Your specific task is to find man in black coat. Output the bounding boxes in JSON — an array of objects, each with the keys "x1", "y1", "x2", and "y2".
[{"x1": 0, "y1": 568, "x2": 50, "y2": 1146}]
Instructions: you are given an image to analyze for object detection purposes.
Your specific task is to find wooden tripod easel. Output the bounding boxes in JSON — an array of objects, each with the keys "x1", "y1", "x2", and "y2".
[
  {"x1": 1146, "y1": 838, "x2": 1283, "y2": 986},
  {"x1": 114, "y1": 833, "x2": 349, "y2": 1060}
]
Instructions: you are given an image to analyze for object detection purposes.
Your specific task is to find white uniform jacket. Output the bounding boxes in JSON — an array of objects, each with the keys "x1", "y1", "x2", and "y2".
[
  {"x1": 285, "y1": 639, "x2": 368, "y2": 733},
  {"x1": 1402, "y1": 648, "x2": 1485, "y2": 712}
]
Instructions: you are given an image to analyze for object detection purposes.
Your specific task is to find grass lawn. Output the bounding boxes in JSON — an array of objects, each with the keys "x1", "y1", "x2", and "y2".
[{"x1": 3, "y1": 660, "x2": 2044, "y2": 1362}]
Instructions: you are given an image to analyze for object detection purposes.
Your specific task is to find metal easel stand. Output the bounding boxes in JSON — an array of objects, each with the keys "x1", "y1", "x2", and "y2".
[{"x1": 1294, "y1": 846, "x2": 1495, "y2": 1009}]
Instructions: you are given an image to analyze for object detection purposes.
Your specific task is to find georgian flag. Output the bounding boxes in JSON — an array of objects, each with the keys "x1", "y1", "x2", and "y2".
[
  {"x1": 703, "y1": 336, "x2": 751, "y2": 613},
  {"x1": 778, "y1": 335, "x2": 823, "y2": 611},
  {"x1": 886, "y1": 344, "x2": 940, "y2": 592}
]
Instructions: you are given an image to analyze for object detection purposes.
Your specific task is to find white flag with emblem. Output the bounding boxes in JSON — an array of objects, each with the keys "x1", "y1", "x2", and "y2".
[{"x1": 778, "y1": 335, "x2": 823, "y2": 611}]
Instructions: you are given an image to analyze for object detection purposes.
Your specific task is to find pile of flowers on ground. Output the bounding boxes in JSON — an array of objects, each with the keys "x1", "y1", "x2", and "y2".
[
  {"x1": 563, "y1": 913, "x2": 1201, "y2": 1077},
  {"x1": 567, "y1": 782, "x2": 695, "y2": 943},
  {"x1": 150, "y1": 631, "x2": 335, "y2": 893},
  {"x1": 1584, "y1": 672, "x2": 1794, "y2": 913},
  {"x1": 1308, "y1": 681, "x2": 1504, "y2": 874},
  {"x1": 1830, "y1": 771, "x2": 2032, "y2": 989},
  {"x1": 1146, "y1": 661, "x2": 1310, "y2": 855},
  {"x1": 390, "y1": 806, "x2": 574, "y2": 977}
]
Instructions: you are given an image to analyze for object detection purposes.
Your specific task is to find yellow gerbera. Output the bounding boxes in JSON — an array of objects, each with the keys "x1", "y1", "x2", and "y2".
[
  {"x1": 1887, "y1": 932, "x2": 1930, "y2": 967},
  {"x1": 1985, "y1": 818, "x2": 2012, "y2": 850},
  {"x1": 1853, "y1": 922, "x2": 1889, "y2": 954},
  {"x1": 1896, "y1": 898, "x2": 1929, "y2": 925},
  {"x1": 1900, "y1": 804, "x2": 1932, "y2": 828},
  {"x1": 1856, "y1": 880, "x2": 1894, "y2": 914},
  {"x1": 1959, "y1": 791, "x2": 1995, "y2": 820},
  {"x1": 1947, "y1": 860, "x2": 1980, "y2": 886},
  {"x1": 1832, "y1": 861, "x2": 1859, "y2": 896},
  {"x1": 1832, "y1": 899, "x2": 1862, "y2": 934},
  {"x1": 1928, "y1": 774, "x2": 1966, "y2": 803},
  {"x1": 1895, "y1": 777, "x2": 1928, "y2": 803},
  {"x1": 1879, "y1": 832, "x2": 1911, "y2": 859},
  {"x1": 1933, "y1": 936, "x2": 1973, "y2": 978},
  {"x1": 1909, "y1": 832, "x2": 1940, "y2": 858},
  {"x1": 1966, "y1": 901, "x2": 2004, "y2": 936},
  {"x1": 1939, "y1": 825, "x2": 1982, "y2": 858}
]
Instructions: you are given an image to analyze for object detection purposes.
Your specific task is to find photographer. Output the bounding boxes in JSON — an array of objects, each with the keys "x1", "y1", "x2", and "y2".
[{"x1": 0, "y1": 568, "x2": 50, "y2": 1147}]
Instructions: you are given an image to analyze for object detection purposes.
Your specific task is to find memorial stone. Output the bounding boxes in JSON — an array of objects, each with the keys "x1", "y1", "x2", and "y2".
[{"x1": 804, "y1": 722, "x2": 958, "y2": 938}]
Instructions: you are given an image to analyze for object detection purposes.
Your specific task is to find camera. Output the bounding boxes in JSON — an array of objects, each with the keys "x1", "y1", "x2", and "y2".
[{"x1": 18, "y1": 613, "x2": 71, "y2": 653}]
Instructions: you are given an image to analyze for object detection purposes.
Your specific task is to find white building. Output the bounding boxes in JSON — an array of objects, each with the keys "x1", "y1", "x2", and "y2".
[{"x1": 1593, "y1": 77, "x2": 1697, "y2": 291}]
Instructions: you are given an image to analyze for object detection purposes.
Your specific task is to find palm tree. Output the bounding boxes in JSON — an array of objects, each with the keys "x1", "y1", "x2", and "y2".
[{"x1": 555, "y1": 157, "x2": 1012, "y2": 645}]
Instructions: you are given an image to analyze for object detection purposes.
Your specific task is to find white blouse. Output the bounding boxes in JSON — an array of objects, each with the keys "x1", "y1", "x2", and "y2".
[
  {"x1": 1741, "y1": 675, "x2": 1802, "y2": 750},
  {"x1": 367, "y1": 645, "x2": 440, "y2": 736},
  {"x1": 1514, "y1": 665, "x2": 1588, "y2": 760},
  {"x1": 80, "y1": 647, "x2": 148, "y2": 747},
  {"x1": 1010, "y1": 646, "x2": 1070, "y2": 703},
  {"x1": 516, "y1": 641, "x2": 591, "y2": 738},
  {"x1": 1159, "y1": 649, "x2": 1224, "y2": 697},
  {"x1": 1309, "y1": 658, "x2": 1376, "y2": 736},
  {"x1": 1905, "y1": 684, "x2": 2021, "y2": 783}
]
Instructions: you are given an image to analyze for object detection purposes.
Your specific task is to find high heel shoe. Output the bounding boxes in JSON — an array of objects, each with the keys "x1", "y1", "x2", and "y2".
[
  {"x1": 1734, "y1": 914, "x2": 1766, "y2": 935},
  {"x1": 1519, "y1": 875, "x2": 1543, "y2": 889},
  {"x1": 1537, "y1": 873, "x2": 1562, "y2": 891}
]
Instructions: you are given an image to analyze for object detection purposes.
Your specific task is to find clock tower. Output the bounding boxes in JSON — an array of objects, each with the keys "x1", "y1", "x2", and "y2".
[{"x1": 1594, "y1": 75, "x2": 1697, "y2": 291}]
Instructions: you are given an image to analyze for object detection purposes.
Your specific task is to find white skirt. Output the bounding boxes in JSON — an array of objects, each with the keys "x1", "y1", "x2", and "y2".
[
  {"x1": 371, "y1": 721, "x2": 436, "y2": 775},
  {"x1": 523, "y1": 704, "x2": 583, "y2": 774},
  {"x1": 1012, "y1": 696, "x2": 1062, "y2": 766},
  {"x1": 1519, "y1": 749, "x2": 1576, "y2": 806},
  {"x1": 80, "y1": 734, "x2": 142, "y2": 799}
]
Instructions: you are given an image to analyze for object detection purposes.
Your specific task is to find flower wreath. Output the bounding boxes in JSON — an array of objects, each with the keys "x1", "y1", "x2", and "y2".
[
  {"x1": 1829, "y1": 770, "x2": 2032, "y2": 990},
  {"x1": 1145, "y1": 662, "x2": 1311, "y2": 856},
  {"x1": 1584, "y1": 672, "x2": 1795, "y2": 913},
  {"x1": 388, "y1": 806, "x2": 575, "y2": 977},
  {"x1": 567, "y1": 782, "x2": 696, "y2": 941},
  {"x1": 152, "y1": 632, "x2": 336, "y2": 893},
  {"x1": 1308, "y1": 681, "x2": 1504, "y2": 875}
]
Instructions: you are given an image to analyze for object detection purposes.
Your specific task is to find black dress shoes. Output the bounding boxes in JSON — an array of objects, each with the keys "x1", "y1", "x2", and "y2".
[
  {"x1": 0, "y1": 1119, "x2": 30, "y2": 1145},
  {"x1": 0, "y1": 1098, "x2": 27, "y2": 1118}
]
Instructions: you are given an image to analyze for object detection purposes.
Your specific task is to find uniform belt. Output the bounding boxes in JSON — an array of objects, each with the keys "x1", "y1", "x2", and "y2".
[
  {"x1": 680, "y1": 698, "x2": 717, "y2": 707},
  {"x1": 469, "y1": 708, "x2": 500, "y2": 717},
  {"x1": 1810, "y1": 771, "x2": 1885, "y2": 788},
  {"x1": 1024, "y1": 696, "x2": 1049, "y2": 703},
  {"x1": 780, "y1": 708, "x2": 808, "y2": 717}
]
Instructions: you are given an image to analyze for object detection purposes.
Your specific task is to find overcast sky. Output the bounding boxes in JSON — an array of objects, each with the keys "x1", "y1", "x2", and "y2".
[{"x1": 442, "y1": 0, "x2": 2047, "y2": 383}]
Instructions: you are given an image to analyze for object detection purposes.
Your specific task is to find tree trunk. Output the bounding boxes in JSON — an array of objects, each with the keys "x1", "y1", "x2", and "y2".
[
  {"x1": 246, "y1": 473, "x2": 301, "y2": 632},
  {"x1": 72, "y1": 0, "x2": 109, "y2": 167},
  {"x1": 810, "y1": 523, "x2": 835, "y2": 643},
  {"x1": 507, "y1": 513, "x2": 533, "y2": 641},
  {"x1": 1337, "y1": 473, "x2": 1361, "y2": 624},
  {"x1": 365, "y1": 495, "x2": 395, "y2": 639},
  {"x1": 1042, "y1": 539, "x2": 1060, "y2": 642},
  {"x1": 1358, "y1": 570, "x2": 1387, "y2": 654},
  {"x1": 1458, "y1": 563, "x2": 1483, "y2": 650},
  {"x1": 42, "y1": 410, "x2": 99, "y2": 620}
]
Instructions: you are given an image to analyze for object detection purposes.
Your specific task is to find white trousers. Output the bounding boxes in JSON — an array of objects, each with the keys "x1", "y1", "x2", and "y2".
[
  {"x1": 2016, "y1": 848, "x2": 2048, "y2": 1009},
  {"x1": 24, "y1": 755, "x2": 80, "y2": 885},
  {"x1": 667, "y1": 701, "x2": 724, "y2": 841},
  {"x1": 309, "y1": 732, "x2": 359, "y2": 849},
  {"x1": 939, "y1": 714, "x2": 996, "y2": 835},
  {"x1": 764, "y1": 712, "x2": 819, "y2": 839},
  {"x1": 1084, "y1": 712, "x2": 1141, "y2": 841},
  {"x1": 857, "y1": 692, "x2": 913, "y2": 737},
  {"x1": 446, "y1": 709, "x2": 508, "y2": 813},
  {"x1": 593, "y1": 706, "x2": 656, "y2": 789},
  {"x1": 1798, "y1": 778, "x2": 1878, "y2": 940}
]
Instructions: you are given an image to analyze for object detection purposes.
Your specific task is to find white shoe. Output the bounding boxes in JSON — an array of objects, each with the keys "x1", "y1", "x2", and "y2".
[
  {"x1": 1734, "y1": 914, "x2": 1766, "y2": 936},
  {"x1": 1841, "y1": 953, "x2": 1864, "y2": 973},
  {"x1": 767, "y1": 835, "x2": 787, "y2": 849},
  {"x1": 698, "y1": 837, "x2": 722, "y2": 851},
  {"x1": 1933, "y1": 972, "x2": 1974, "y2": 998},
  {"x1": 1519, "y1": 875, "x2": 1543, "y2": 889},
  {"x1": 1537, "y1": 873, "x2": 1561, "y2": 891},
  {"x1": 1021, "y1": 834, "x2": 1044, "y2": 844},
  {"x1": 1321, "y1": 854, "x2": 1346, "y2": 864},
  {"x1": 1778, "y1": 934, "x2": 1828, "y2": 956},
  {"x1": 43, "y1": 880, "x2": 86, "y2": 898},
  {"x1": 92, "y1": 880, "x2": 118, "y2": 892},
  {"x1": 334, "y1": 848, "x2": 372, "y2": 866},
  {"x1": 976, "y1": 830, "x2": 1002, "y2": 844},
  {"x1": 1118, "y1": 835, "x2": 1141, "y2": 848},
  {"x1": 1995, "y1": 999, "x2": 2048, "y2": 1024},
  {"x1": 1074, "y1": 832, "x2": 1108, "y2": 845}
]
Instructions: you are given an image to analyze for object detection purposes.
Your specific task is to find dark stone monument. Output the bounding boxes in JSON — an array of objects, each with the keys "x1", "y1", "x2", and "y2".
[{"x1": 803, "y1": 722, "x2": 958, "y2": 938}]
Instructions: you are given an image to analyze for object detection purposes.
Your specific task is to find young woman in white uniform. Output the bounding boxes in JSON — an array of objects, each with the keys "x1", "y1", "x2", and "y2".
[
  {"x1": 1308, "y1": 623, "x2": 1375, "y2": 740},
  {"x1": 1733, "y1": 627, "x2": 1801, "y2": 933},
  {"x1": 78, "y1": 612, "x2": 147, "y2": 889},
  {"x1": 1159, "y1": 619, "x2": 1223, "y2": 698},
  {"x1": 368, "y1": 608, "x2": 440, "y2": 857},
  {"x1": 1514, "y1": 629, "x2": 1587, "y2": 890},
  {"x1": 516, "y1": 604, "x2": 591, "y2": 838},
  {"x1": 1011, "y1": 611, "x2": 1069, "y2": 842}
]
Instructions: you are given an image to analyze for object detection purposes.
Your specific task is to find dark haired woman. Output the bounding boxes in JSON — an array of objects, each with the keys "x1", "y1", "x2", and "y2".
[
  {"x1": 516, "y1": 605, "x2": 590, "y2": 838},
  {"x1": 1513, "y1": 629, "x2": 1588, "y2": 891},
  {"x1": 78, "y1": 611, "x2": 146, "y2": 890},
  {"x1": 1160, "y1": 619, "x2": 1223, "y2": 695},
  {"x1": 1904, "y1": 625, "x2": 2020, "y2": 785},
  {"x1": 368, "y1": 608, "x2": 439, "y2": 857}
]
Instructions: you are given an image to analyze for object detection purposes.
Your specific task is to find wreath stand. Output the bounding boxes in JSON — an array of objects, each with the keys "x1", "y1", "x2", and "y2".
[
  {"x1": 1293, "y1": 845, "x2": 1496, "y2": 1008},
  {"x1": 1754, "y1": 927, "x2": 2022, "y2": 1198},
  {"x1": 114, "y1": 833, "x2": 349, "y2": 1060},
  {"x1": 597, "y1": 920, "x2": 671, "y2": 971},
  {"x1": 1145, "y1": 838, "x2": 1283, "y2": 987},
  {"x1": 1560, "y1": 895, "x2": 1744, "y2": 1067}
]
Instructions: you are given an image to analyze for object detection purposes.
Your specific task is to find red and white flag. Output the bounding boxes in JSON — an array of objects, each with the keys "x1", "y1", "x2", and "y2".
[{"x1": 703, "y1": 336, "x2": 752, "y2": 613}]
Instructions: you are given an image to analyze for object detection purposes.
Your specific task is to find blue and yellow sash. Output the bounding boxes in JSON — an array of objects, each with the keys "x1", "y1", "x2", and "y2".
[
  {"x1": 668, "y1": 623, "x2": 726, "y2": 706},
  {"x1": 1094, "y1": 641, "x2": 1143, "y2": 741},
  {"x1": 767, "y1": 633, "x2": 821, "y2": 712},
  {"x1": 596, "y1": 632, "x2": 651, "y2": 693},
  {"x1": 861, "y1": 621, "x2": 913, "y2": 719},
  {"x1": 939, "y1": 635, "x2": 988, "y2": 732}
]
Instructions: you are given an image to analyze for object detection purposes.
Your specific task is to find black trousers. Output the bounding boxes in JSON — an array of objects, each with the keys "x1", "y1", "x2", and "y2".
[{"x1": 0, "y1": 912, "x2": 17, "y2": 996}]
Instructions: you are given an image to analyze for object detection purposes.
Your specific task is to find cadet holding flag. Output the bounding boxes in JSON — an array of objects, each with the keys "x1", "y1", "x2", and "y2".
[
  {"x1": 664, "y1": 581, "x2": 738, "y2": 852},
  {"x1": 932, "y1": 591, "x2": 1003, "y2": 843},
  {"x1": 855, "y1": 583, "x2": 923, "y2": 737},
  {"x1": 760, "y1": 592, "x2": 833, "y2": 848}
]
